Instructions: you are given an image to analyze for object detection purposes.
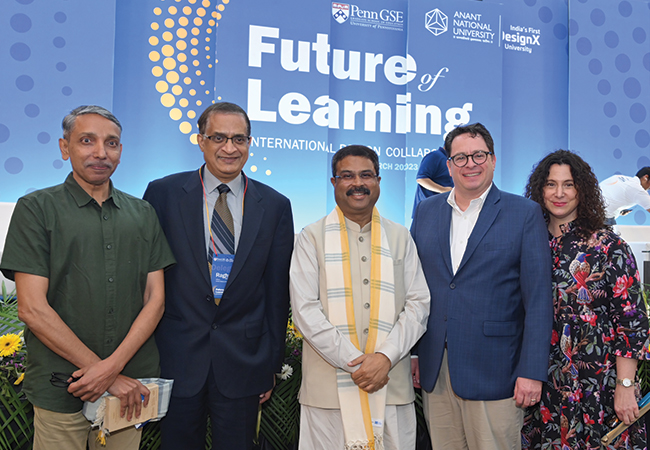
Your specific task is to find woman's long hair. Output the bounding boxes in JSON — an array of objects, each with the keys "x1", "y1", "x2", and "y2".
[{"x1": 525, "y1": 150, "x2": 607, "y2": 237}]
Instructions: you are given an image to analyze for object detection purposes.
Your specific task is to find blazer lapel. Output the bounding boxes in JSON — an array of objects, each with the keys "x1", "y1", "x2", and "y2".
[
  {"x1": 181, "y1": 168, "x2": 211, "y2": 286},
  {"x1": 456, "y1": 185, "x2": 501, "y2": 274},
  {"x1": 226, "y1": 175, "x2": 263, "y2": 289},
  {"x1": 438, "y1": 196, "x2": 454, "y2": 276}
]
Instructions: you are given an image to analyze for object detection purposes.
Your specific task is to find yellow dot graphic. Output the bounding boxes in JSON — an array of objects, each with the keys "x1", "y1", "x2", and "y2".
[
  {"x1": 179, "y1": 121, "x2": 193, "y2": 134},
  {"x1": 190, "y1": 134, "x2": 198, "y2": 145},
  {"x1": 162, "y1": 31, "x2": 173, "y2": 42},
  {"x1": 170, "y1": 108, "x2": 182, "y2": 120},
  {"x1": 250, "y1": 152, "x2": 254, "y2": 156},
  {"x1": 183, "y1": 6, "x2": 192, "y2": 15},
  {"x1": 218, "y1": 4, "x2": 225, "y2": 11},
  {"x1": 191, "y1": 49, "x2": 199, "y2": 56},
  {"x1": 187, "y1": 110, "x2": 196, "y2": 119},
  {"x1": 177, "y1": 29, "x2": 187, "y2": 39},
  {"x1": 149, "y1": 36, "x2": 159, "y2": 46},
  {"x1": 216, "y1": 13, "x2": 222, "y2": 20},
  {"x1": 161, "y1": 93, "x2": 176, "y2": 107},
  {"x1": 263, "y1": 157, "x2": 267, "y2": 161},
  {"x1": 201, "y1": 80, "x2": 205, "y2": 85},
  {"x1": 172, "y1": 85, "x2": 183, "y2": 95},
  {"x1": 265, "y1": 170, "x2": 272, "y2": 176},
  {"x1": 164, "y1": 18, "x2": 175, "y2": 28},
  {"x1": 208, "y1": 20, "x2": 215, "y2": 26},
  {"x1": 184, "y1": 76, "x2": 192, "y2": 84},
  {"x1": 180, "y1": 98, "x2": 189, "y2": 107},
  {"x1": 153, "y1": 7, "x2": 162, "y2": 15},
  {"x1": 178, "y1": 55, "x2": 187, "y2": 64},
  {"x1": 205, "y1": 89, "x2": 210, "y2": 95},
  {"x1": 168, "y1": 6, "x2": 178, "y2": 15},
  {"x1": 250, "y1": 166, "x2": 258, "y2": 173},
  {"x1": 192, "y1": 27, "x2": 200, "y2": 36},
  {"x1": 196, "y1": 100, "x2": 203, "y2": 106},
  {"x1": 179, "y1": 17, "x2": 189, "y2": 26},
  {"x1": 205, "y1": 37, "x2": 211, "y2": 42},
  {"x1": 149, "y1": 51, "x2": 161, "y2": 62},
  {"x1": 202, "y1": 0, "x2": 211, "y2": 7},
  {"x1": 194, "y1": 17, "x2": 203, "y2": 26},
  {"x1": 208, "y1": 64, "x2": 213, "y2": 68},
  {"x1": 189, "y1": 0, "x2": 197, "y2": 4},
  {"x1": 223, "y1": 0, "x2": 230, "y2": 4},
  {"x1": 152, "y1": 66, "x2": 163, "y2": 77},
  {"x1": 191, "y1": 38, "x2": 198, "y2": 45},
  {"x1": 167, "y1": 71, "x2": 180, "y2": 84},
  {"x1": 162, "y1": 45, "x2": 174, "y2": 57},
  {"x1": 204, "y1": 46, "x2": 209, "y2": 51},
  {"x1": 156, "y1": 80, "x2": 169, "y2": 92},
  {"x1": 197, "y1": 8, "x2": 206, "y2": 17},
  {"x1": 163, "y1": 57, "x2": 177, "y2": 70},
  {"x1": 151, "y1": 22, "x2": 159, "y2": 30},
  {"x1": 189, "y1": 89, "x2": 197, "y2": 96},
  {"x1": 179, "y1": 63, "x2": 188, "y2": 72}
]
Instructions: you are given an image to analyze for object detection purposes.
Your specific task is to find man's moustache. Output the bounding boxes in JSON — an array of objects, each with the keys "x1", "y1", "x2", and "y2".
[{"x1": 346, "y1": 187, "x2": 370, "y2": 196}]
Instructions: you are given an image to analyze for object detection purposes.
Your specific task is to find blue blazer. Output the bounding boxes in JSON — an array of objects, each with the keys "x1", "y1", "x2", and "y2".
[
  {"x1": 143, "y1": 168, "x2": 294, "y2": 398},
  {"x1": 411, "y1": 185, "x2": 552, "y2": 400}
]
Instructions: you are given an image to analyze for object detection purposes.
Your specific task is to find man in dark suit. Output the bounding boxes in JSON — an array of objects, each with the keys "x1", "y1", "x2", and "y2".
[
  {"x1": 410, "y1": 123, "x2": 552, "y2": 450},
  {"x1": 143, "y1": 102, "x2": 294, "y2": 450}
]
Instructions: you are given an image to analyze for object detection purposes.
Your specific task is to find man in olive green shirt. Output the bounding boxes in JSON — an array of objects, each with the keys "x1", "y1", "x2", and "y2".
[{"x1": 0, "y1": 106, "x2": 175, "y2": 450}]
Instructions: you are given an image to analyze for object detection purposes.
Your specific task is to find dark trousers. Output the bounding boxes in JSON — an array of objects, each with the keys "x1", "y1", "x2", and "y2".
[{"x1": 160, "y1": 367, "x2": 259, "y2": 450}]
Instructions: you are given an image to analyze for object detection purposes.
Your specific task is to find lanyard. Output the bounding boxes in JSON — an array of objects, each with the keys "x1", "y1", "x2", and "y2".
[{"x1": 198, "y1": 166, "x2": 248, "y2": 257}]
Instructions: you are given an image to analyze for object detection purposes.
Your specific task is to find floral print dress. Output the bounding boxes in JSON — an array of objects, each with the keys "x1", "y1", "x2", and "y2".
[{"x1": 522, "y1": 222, "x2": 650, "y2": 450}]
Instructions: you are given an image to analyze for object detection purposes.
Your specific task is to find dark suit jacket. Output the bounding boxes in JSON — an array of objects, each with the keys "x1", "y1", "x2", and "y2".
[
  {"x1": 411, "y1": 185, "x2": 552, "y2": 400},
  {"x1": 143, "y1": 168, "x2": 294, "y2": 399}
]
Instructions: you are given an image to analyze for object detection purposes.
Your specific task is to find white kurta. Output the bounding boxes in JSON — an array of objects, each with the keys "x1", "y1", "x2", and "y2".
[{"x1": 290, "y1": 214, "x2": 430, "y2": 449}]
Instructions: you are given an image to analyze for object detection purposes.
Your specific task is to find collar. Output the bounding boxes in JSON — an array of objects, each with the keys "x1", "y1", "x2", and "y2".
[
  {"x1": 202, "y1": 166, "x2": 244, "y2": 199},
  {"x1": 557, "y1": 220, "x2": 577, "y2": 236},
  {"x1": 447, "y1": 182, "x2": 492, "y2": 213},
  {"x1": 64, "y1": 172, "x2": 118, "y2": 208}
]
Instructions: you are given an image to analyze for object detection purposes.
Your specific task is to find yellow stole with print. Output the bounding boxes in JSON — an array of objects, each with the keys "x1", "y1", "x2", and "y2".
[{"x1": 325, "y1": 206, "x2": 395, "y2": 450}]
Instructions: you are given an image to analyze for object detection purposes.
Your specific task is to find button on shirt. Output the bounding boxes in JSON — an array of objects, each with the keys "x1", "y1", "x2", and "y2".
[
  {"x1": 448, "y1": 184, "x2": 492, "y2": 274},
  {"x1": 202, "y1": 167, "x2": 244, "y2": 255}
]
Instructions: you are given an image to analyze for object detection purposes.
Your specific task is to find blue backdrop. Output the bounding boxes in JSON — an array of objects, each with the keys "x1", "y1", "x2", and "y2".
[{"x1": 1, "y1": 0, "x2": 648, "y2": 229}]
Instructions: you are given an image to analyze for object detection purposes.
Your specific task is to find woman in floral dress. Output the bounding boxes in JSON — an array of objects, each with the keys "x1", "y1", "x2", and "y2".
[{"x1": 522, "y1": 150, "x2": 649, "y2": 450}]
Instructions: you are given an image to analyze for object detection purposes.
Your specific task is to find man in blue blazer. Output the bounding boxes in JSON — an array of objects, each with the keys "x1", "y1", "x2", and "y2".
[
  {"x1": 143, "y1": 102, "x2": 294, "y2": 450},
  {"x1": 410, "y1": 123, "x2": 552, "y2": 450}
]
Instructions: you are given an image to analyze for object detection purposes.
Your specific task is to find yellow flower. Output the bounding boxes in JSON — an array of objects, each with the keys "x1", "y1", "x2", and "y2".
[
  {"x1": 0, "y1": 333, "x2": 22, "y2": 357},
  {"x1": 14, "y1": 373, "x2": 24, "y2": 385}
]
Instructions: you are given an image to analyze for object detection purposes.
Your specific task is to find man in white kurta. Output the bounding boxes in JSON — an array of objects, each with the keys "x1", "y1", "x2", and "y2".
[
  {"x1": 600, "y1": 168, "x2": 650, "y2": 223},
  {"x1": 290, "y1": 145, "x2": 430, "y2": 450}
]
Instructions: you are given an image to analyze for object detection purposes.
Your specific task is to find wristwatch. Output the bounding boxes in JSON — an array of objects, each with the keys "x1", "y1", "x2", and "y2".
[{"x1": 616, "y1": 378, "x2": 633, "y2": 388}]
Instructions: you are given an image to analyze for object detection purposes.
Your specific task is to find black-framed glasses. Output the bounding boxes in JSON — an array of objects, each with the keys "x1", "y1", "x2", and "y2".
[
  {"x1": 333, "y1": 171, "x2": 378, "y2": 182},
  {"x1": 201, "y1": 133, "x2": 250, "y2": 146},
  {"x1": 448, "y1": 150, "x2": 493, "y2": 168},
  {"x1": 50, "y1": 372, "x2": 80, "y2": 388}
]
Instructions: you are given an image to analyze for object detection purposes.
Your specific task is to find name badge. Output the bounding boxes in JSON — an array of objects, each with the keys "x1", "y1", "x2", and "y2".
[{"x1": 211, "y1": 254, "x2": 234, "y2": 305}]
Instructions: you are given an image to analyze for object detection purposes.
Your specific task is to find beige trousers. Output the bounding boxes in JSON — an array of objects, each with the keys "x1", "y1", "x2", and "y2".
[
  {"x1": 422, "y1": 350, "x2": 523, "y2": 450},
  {"x1": 33, "y1": 406, "x2": 142, "y2": 450}
]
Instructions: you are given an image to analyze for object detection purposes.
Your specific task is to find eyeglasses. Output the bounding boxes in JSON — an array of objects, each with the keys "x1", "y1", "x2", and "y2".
[
  {"x1": 448, "y1": 150, "x2": 493, "y2": 168},
  {"x1": 201, "y1": 133, "x2": 250, "y2": 147},
  {"x1": 50, "y1": 372, "x2": 80, "y2": 388},
  {"x1": 334, "y1": 171, "x2": 378, "y2": 182}
]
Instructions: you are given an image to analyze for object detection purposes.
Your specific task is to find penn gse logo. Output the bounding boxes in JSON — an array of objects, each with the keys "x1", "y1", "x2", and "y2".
[
  {"x1": 425, "y1": 9, "x2": 448, "y2": 36},
  {"x1": 332, "y1": 3, "x2": 350, "y2": 24}
]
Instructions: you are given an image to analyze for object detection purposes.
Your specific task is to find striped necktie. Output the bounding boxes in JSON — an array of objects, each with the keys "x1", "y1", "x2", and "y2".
[{"x1": 208, "y1": 184, "x2": 235, "y2": 263}]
